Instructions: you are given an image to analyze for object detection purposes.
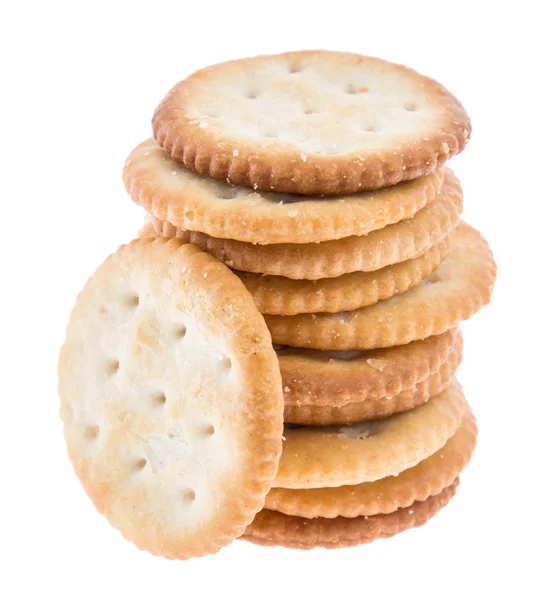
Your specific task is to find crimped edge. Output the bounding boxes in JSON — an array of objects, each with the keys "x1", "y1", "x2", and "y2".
[
  {"x1": 58, "y1": 236, "x2": 284, "y2": 559},
  {"x1": 124, "y1": 139, "x2": 444, "y2": 244},
  {"x1": 279, "y1": 329, "x2": 461, "y2": 408},
  {"x1": 145, "y1": 168, "x2": 462, "y2": 280},
  {"x1": 274, "y1": 381, "x2": 467, "y2": 489},
  {"x1": 265, "y1": 222, "x2": 496, "y2": 349},
  {"x1": 267, "y1": 409, "x2": 475, "y2": 517},
  {"x1": 284, "y1": 341, "x2": 461, "y2": 425},
  {"x1": 240, "y1": 237, "x2": 450, "y2": 315},
  {"x1": 153, "y1": 51, "x2": 470, "y2": 195},
  {"x1": 242, "y1": 480, "x2": 458, "y2": 549}
]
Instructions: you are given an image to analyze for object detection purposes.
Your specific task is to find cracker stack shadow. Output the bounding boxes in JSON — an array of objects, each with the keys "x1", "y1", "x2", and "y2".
[{"x1": 60, "y1": 51, "x2": 496, "y2": 558}]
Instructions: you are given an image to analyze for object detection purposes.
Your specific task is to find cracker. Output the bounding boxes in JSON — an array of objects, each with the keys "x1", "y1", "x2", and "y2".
[
  {"x1": 243, "y1": 481, "x2": 458, "y2": 549},
  {"x1": 146, "y1": 169, "x2": 462, "y2": 280},
  {"x1": 124, "y1": 138, "x2": 443, "y2": 244},
  {"x1": 153, "y1": 51, "x2": 470, "y2": 195},
  {"x1": 278, "y1": 329, "x2": 460, "y2": 408},
  {"x1": 275, "y1": 381, "x2": 466, "y2": 489},
  {"x1": 267, "y1": 410, "x2": 475, "y2": 517},
  {"x1": 266, "y1": 223, "x2": 495, "y2": 348},
  {"x1": 58, "y1": 236, "x2": 284, "y2": 559},
  {"x1": 284, "y1": 340, "x2": 461, "y2": 425},
  {"x1": 240, "y1": 238, "x2": 449, "y2": 315}
]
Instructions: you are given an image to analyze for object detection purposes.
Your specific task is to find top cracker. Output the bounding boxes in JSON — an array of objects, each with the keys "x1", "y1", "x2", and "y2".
[{"x1": 153, "y1": 51, "x2": 470, "y2": 195}]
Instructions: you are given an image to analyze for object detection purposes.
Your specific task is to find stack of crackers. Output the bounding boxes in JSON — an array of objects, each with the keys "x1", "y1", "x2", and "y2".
[{"x1": 59, "y1": 51, "x2": 496, "y2": 558}]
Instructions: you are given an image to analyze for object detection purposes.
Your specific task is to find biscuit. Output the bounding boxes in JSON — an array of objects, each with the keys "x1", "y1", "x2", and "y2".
[
  {"x1": 284, "y1": 340, "x2": 461, "y2": 425},
  {"x1": 58, "y1": 236, "x2": 284, "y2": 559},
  {"x1": 243, "y1": 481, "x2": 458, "y2": 549},
  {"x1": 278, "y1": 329, "x2": 460, "y2": 408},
  {"x1": 266, "y1": 223, "x2": 495, "y2": 348},
  {"x1": 267, "y1": 409, "x2": 476, "y2": 517},
  {"x1": 124, "y1": 138, "x2": 443, "y2": 244},
  {"x1": 146, "y1": 169, "x2": 462, "y2": 280},
  {"x1": 275, "y1": 381, "x2": 467, "y2": 488},
  {"x1": 153, "y1": 51, "x2": 470, "y2": 195},
  {"x1": 239, "y1": 238, "x2": 449, "y2": 315}
]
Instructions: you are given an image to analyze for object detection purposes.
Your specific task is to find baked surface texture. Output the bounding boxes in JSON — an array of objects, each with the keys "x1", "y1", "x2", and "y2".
[
  {"x1": 283, "y1": 338, "x2": 462, "y2": 425},
  {"x1": 265, "y1": 223, "x2": 496, "y2": 349},
  {"x1": 277, "y1": 328, "x2": 461, "y2": 408},
  {"x1": 124, "y1": 138, "x2": 443, "y2": 244},
  {"x1": 152, "y1": 51, "x2": 470, "y2": 195},
  {"x1": 267, "y1": 409, "x2": 476, "y2": 517},
  {"x1": 239, "y1": 238, "x2": 450, "y2": 315},
  {"x1": 243, "y1": 481, "x2": 458, "y2": 549},
  {"x1": 275, "y1": 381, "x2": 467, "y2": 488},
  {"x1": 144, "y1": 167, "x2": 462, "y2": 280},
  {"x1": 58, "y1": 236, "x2": 284, "y2": 559}
]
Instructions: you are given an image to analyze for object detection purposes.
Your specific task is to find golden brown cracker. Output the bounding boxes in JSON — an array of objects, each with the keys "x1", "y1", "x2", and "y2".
[
  {"x1": 284, "y1": 341, "x2": 461, "y2": 425},
  {"x1": 243, "y1": 481, "x2": 458, "y2": 549},
  {"x1": 125, "y1": 138, "x2": 443, "y2": 244},
  {"x1": 267, "y1": 410, "x2": 476, "y2": 517},
  {"x1": 277, "y1": 329, "x2": 460, "y2": 408},
  {"x1": 153, "y1": 51, "x2": 470, "y2": 195},
  {"x1": 58, "y1": 236, "x2": 284, "y2": 559},
  {"x1": 146, "y1": 169, "x2": 462, "y2": 279},
  {"x1": 275, "y1": 381, "x2": 467, "y2": 489},
  {"x1": 266, "y1": 223, "x2": 495, "y2": 349},
  {"x1": 239, "y1": 238, "x2": 449, "y2": 315}
]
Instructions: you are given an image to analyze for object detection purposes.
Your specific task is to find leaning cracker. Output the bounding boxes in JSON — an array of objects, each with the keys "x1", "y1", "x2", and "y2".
[
  {"x1": 147, "y1": 169, "x2": 462, "y2": 280},
  {"x1": 153, "y1": 51, "x2": 470, "y2": 195},
  {"x1": 275, "y1": 380, "x2": 466, "y2": 488},
  {"x1": 239, "y1": 238, "x2": 449, "y2": 315},
  {"x1": 266, "y1": 223, "x2": 495, "y2": 348},
  {"x1": 267, "y1": 410, "x2": 476, "y2": 517},
  {"x1": 124, "y1": 138, "x2": 443, "y2": 244},
  {"x1": 285, "y1": 341, "x2": 461, "y2": 425},
  {"x1": 58, "y1": 237, "x2": 284, "y2": 559},
  {"x1": 243, "y1": 481, "x2": 458, "y2": 549},
  {"x1": 278, "y1": 329, "x2": 460, "y2": 407}
]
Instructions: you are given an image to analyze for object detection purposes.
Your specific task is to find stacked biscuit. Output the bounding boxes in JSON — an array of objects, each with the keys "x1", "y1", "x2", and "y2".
[{"x1": 59, "y1": 51, "x2": 496, "y2": 558}]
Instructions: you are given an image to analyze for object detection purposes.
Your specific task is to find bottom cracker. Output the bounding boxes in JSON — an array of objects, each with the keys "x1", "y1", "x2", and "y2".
[{"x1": 242, "y1": 480, "x2": 458, "y2": 550}]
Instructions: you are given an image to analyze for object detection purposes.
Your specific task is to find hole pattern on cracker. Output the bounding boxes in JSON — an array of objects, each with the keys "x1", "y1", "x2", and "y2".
[
  {"x1": 184, "y1": 488, "x2": 196, "y2": 503},
  {"x1": 135, "y1": 458, "x2": 147, "y2": 471},
  {"x1": 152, "y1": 51, "x2": 471, "y2": 195},
  {"x1": 107, "y1": 359, "x2": 119, "y2": 375},
  {"x1": 201, "y1": 424, "x2": 216, "y2": 437},
  {"x1": 84, "y1": 425, "x2": 99, "y2": 440},
  {"x1": 175, "y1": 325, "x2": 187, "y2": 339},
  {"x1": 58, "y1": 237, "x2": 284, "y2": 560},
  {"x1": 159, "y1": 56, "x2": 460, "y2": 154},
  {"x1": 152, "y1": 392, "x2": 167, "y2": 406}
]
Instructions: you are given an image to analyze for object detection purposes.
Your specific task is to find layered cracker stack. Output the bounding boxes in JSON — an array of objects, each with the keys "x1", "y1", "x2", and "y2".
[{"x1": 59, "y1": 51, "x2": 496, "y2": 558}]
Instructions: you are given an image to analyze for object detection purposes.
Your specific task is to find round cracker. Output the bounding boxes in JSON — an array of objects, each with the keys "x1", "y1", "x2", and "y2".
[
  {"x1": 153, "y1": 51, "x2": 470, "y2": 195},
  {"x1": 124, "y1": 138, "x2": 443, "y2": 244},
  {"x1": 146, "y1": 168, "x2": 462, "y2": 280},
  {"x1": 275, "y1": 380, "x2": 467, "y2": 489},
  {"x1": 58, "y1": 237, "x2": 284, "y2": 559},
  {"x1": 278, "y1": 329, "x2": 460, "y2": 408},
  {"x1": 239, "y1": 238, "x2": 449, "y2": 315},
  {"x1": 266, "y1": 223, "x2": 496, "y2": 349},
  {"x1": 243, "y1": 481, "x2": 458, "y2": 549},
  {"x1": 267, "y1": 410, "x2": 476, "y2": 517},
  {"x1": 284, "y1": 340, "x2": 461, "y2": 425}
]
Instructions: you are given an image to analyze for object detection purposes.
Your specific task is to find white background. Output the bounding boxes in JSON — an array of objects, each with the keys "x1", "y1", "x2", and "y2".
[{"x1": 1, "y1": 1, "x2": 555, "y2": 598}]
